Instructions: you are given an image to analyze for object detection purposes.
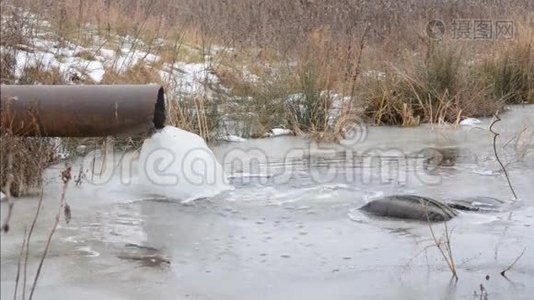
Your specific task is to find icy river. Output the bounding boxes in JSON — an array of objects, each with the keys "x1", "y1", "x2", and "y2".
[{"x1": 1, "y1": 105, "x2": 534, "y2": 300}]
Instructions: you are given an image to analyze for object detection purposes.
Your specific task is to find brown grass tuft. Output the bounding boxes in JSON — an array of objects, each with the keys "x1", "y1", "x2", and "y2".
[
  {"x1": 481, "y1": 25, "x2": 534, "y2": 104},
  {"x1": 101, "y1": 62, "x2": 162, "y2": 84},
  {"x1": 166, "y1": 96, "x2": 220, "y2": 142},
  {"x1": 362, "y1": 41, "x2": 502, "y2": 126},
  {"x1": 0, "y1": 132, "x2": 57, "y2": 197}
]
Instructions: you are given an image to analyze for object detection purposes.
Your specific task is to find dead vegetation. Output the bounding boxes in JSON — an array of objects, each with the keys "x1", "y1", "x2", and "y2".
[
  {"x1": 2, "y1": 0, "x2": 532, "y2": 135},
  {"x1": 482, "y1": 29, "x2": 534, "y2": 104},
  {"x1": 9, "y1": 165, "x2": 73, "y2": 300},
  {"x1": 426, "y1": 215, "x2": 458, "y2": 280},
  {"x1": 362, "y1": 41, "x2": 503, "y2": 126},
  {"x1": 166, "y1": 96, "x2": 220, "y2": 142},
  {"x1": 0, "y1": 10, "x2": 66, "y2": 198},
  {"x1": 489, "y1": 112, "x2": 519, "y2": 200},
  {"x1": 0, "y1": 132, "x2": 58, "y2": 198}
]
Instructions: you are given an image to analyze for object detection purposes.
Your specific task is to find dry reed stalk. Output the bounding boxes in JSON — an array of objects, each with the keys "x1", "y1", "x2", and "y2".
[
  {"x1": 489, "y1": 111, "x2": 518, "y2": 200},
  {"x1": 424, "y1": 202, "x2": 458, "y2": 280},
  {"x1": 29, "y1": 166, "x2": 71, "y2": 300},
  {"x1": 22, "y1": 186, "x2": 45, "y2": 300}
]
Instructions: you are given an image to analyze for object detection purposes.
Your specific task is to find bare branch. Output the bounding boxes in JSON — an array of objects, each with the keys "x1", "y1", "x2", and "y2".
[
  {"x1": 489, "y1": 111, "x2": 518, "y2": 200},
  {"x1": 23, "y1": 186, "x2": 45, "y2": 300},
  {"x1": 424, "y1": 202, "x2": 458, "y2": 280},
  {"x1": 29, "y1": 166, "x2": 72, "y2": 300}
]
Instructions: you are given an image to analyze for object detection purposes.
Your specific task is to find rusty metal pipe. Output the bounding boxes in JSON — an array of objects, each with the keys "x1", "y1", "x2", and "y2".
[{"x1": 0, "y1": 85, "x2": 165, "y2": 137}]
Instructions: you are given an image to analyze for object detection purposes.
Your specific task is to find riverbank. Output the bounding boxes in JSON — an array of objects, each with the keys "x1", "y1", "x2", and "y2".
[{"x1": 1, "y1": 1, "x2": 533, "y2": 140}]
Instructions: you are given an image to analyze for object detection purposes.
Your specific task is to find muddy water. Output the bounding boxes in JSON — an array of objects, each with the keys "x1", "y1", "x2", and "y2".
[{"x1": 2, "y1": 106, "x2": 534, "y2": 300}]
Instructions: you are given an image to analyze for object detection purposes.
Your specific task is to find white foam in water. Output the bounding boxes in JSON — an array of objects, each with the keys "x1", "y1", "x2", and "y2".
[{"x1": 136, "y1": 126, "x2": 233, "y2": 202}]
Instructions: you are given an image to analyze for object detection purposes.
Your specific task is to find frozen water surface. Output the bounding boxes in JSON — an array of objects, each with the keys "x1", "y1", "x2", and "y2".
[{"x1": 1, "y1": 106, "x2": 534, "y2": 300}]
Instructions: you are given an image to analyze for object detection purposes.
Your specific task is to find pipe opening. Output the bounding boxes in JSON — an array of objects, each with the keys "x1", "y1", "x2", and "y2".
[
  {"x1": 1, "y1": 85, "x2": 168, "y2": 137},
  {"x1": 153, "y1": 87, "x2": 166, "y2": 129}
]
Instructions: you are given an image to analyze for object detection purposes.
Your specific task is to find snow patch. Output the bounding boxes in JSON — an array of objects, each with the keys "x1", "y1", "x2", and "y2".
[
  {"x1": 270, "y1": 128, "x2": 293, "y2": 136},
  {"x1": 114, "y1": 48, "x2": 159, "y2": 73},
  {"x1": 460, "y1": 118, "x2": 482, "y2": 126},
  {"x1": 362, "y1": 70, "x2": 386, "y2": 80},
  {"x1": 220, "y1": 135, "x2": 247, "y2": 142},
  {"x1": 242, "y1": 67, "x2": 260, "y2": 83},
  {"x1": 99, "y1": 49, "x2": 115, "y2": 59},
  {"x1": 13, "y1": 45, "x2": 106, "y2": 83},
  {"x1": 160, "y1": 62, "x2": 219, "y2": 96}
]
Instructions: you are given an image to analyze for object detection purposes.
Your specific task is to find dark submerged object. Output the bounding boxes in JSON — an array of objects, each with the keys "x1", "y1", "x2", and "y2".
[
  {"x1": 421, "y1": 147, "x2": 460, "y2": 168},
  {"x1": 360, "y1": 195, "x2": 458, "y2": 222},
  {"x1": 446, "y1": 196, "x2": 505, "y2": 212}
]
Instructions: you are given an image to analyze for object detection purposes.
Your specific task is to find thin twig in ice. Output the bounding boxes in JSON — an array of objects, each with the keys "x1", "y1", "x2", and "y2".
[
  {"x1": 23, "y1": 186, "x2": 45, "y2": 300},
  {"x1": 29, "y1": 166, "x2": 71, "y2": 300},
  {"x1": 424, "y1": 202, "x2": 458, "y2": 280},
  {"x1": 501, "y1": 248, "x2": 527, "y2": 277},
  {"x1": 489, "y1": 111, "x2": 518, "y2": 200}
]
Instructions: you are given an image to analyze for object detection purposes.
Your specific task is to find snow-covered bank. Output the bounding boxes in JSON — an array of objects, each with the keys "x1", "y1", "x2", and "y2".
[{"x1": 2, "y1": 9, "x2": 221, "y2": 93}]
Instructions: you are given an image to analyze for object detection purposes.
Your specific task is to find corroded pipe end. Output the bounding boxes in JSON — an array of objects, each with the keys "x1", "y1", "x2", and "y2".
[
  {"x1": 0, "y1": 85, "x2": 167, "y2": 137},
  {"x1": 153, "y1": 86, "x2": 166, "y2": 130}
]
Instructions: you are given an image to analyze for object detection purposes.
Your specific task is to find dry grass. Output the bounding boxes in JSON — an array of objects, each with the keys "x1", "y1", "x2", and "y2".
[
  {"x1": 73, "y1": 49, "x2": 96, "y2": 61},
  {"x1": 482, "y1": 27, "x2": 534, "y2": 104},
  {"x1": 362, "y1": 41, "x2": 503, "y2": 126},
  {"x1": 427, "y1": 217, "x2": 458, "y2": 280},
  {"x1": 0, "y1": 50, "x2": 16, "y2": 84},
  {"x1": 10, "y1": 0, "x2": 532, "y2": 53},
  {"x1": 3, "y1": 0, "x2": 532, "y2": 128},
  {"x1": 166, "y1": 96, "x2": 219, "y2": 141},
  {"x1": 0, "y1": 132, "x2": 57, "y2": 197},
  {"x1": 0, "y1": 16, "x2": 66, "y2": 197},
  {"x1": 1, "y1": 0, "x2": 533, "y2": 138},
  {"x1": 101, "y1": 62, "x2": 162, "y2": 84},
  {"x1": 17, "y1": 65, "x2": 65, "y2": 85}
]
